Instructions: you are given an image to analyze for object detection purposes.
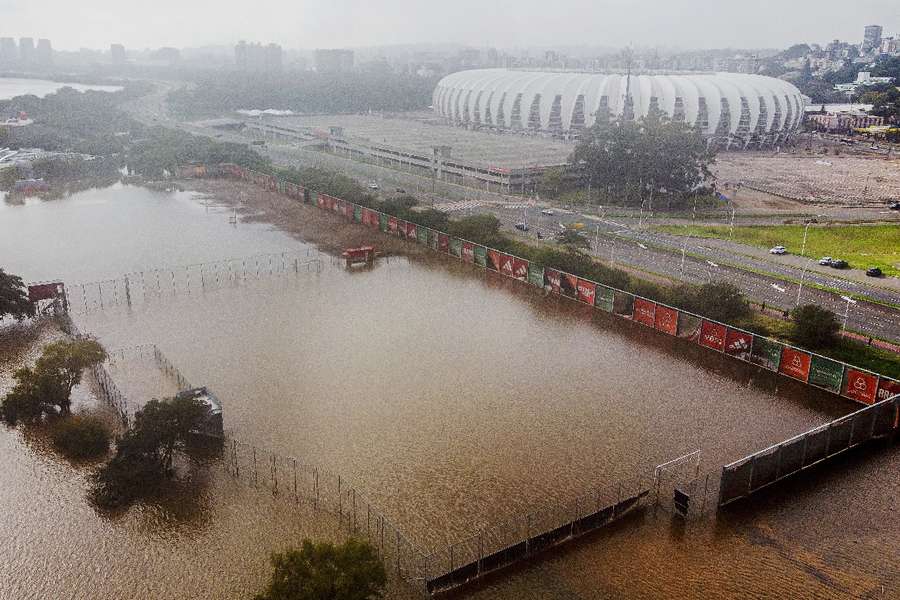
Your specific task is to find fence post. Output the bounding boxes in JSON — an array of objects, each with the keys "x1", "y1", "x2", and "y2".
[
  {"x1": 314, "y1": 467, "x2": 319, "y2": 509},
  {"x1": 124, "y1": 275, "x2": 132, "y2": 307},
  {"x1": 253, "y1": 447, "x2": 258, "y2": 487},
  {"x1": 292, "y1": 458, "x2": 298, "y2": 502},
  {"x1": 396, "y1": 530, "x2": 401, "y2": 578},
  {"x1": 271, "y1": 454, "x2": 278, "y2": 495},
  {"x1": 338, "y1": 476, "x2": 342, "y2": 520}
]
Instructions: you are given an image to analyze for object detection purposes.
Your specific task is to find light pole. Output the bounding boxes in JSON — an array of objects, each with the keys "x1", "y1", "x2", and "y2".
[
  {"x1": 840, "y1": 295, "x2": 857, "y2": 332},
  {"x1": 795, "y1": 214, "x2": 825, "y2": 307}
]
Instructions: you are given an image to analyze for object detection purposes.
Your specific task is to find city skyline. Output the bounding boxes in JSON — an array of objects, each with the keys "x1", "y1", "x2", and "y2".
[{"x1": 4, "y1": 0, "x2": 899, "y2": 53}]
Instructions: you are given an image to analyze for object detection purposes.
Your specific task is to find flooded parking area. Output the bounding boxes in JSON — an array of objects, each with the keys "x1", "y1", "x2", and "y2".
[{"x1": 1, "y1": 183, "x2": 897, "y2": 599}]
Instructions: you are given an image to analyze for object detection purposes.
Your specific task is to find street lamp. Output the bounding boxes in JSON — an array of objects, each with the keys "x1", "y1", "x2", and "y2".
[
  {"x1": 840, "y1": 295, "x2": 857, "y2": 332},
  {"x1": 795, "y1": 214, "x2": 826, "y2": 307}
]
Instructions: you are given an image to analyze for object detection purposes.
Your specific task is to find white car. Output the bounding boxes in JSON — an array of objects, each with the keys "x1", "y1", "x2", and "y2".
[
  {"x1": 818, "y1": 256, "x2": 833, "y2": 266},
  {"x1": 367, "y1": 182, "x2": 379, "y2": 190},
  {"x1": 769, "y1": 246, "x2": 787, "y2": 255},
  {"x1": 541, "y1": 209, "x2": 555, "y2": 216}
]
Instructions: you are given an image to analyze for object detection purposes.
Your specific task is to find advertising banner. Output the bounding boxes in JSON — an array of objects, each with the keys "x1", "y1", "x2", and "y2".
[
  {"x1": 544, "y1": 268, "x2": 561, "y2": 294},
  {"x1": 633, "y1": 298, "x2": 656, "y2": 327},
  {"x1": 27, "y1": 283, "x2": 61, "y2": 302},
  {"x1": 561, "y1": 273, "x2": 578, "y2": 298},
  {"x1": 654, "y1": 305, "x2": 678, "y2": 336},
  {"x1": 699, "y1": 320, "x2": 727, "y2": 351},
  {"x1": 842, "y1": 369, "x2": 878, "y2": 404},
  {"x1": 808, "y1": 355, "x2": 844, "y2": 393},
  {"x1": 462, "y1": 242, "x2": 475, "y2": 263},
  {"x1": 317, "y1": 193, "x2": 326, "y2": 208},
  {"x1": 748, "y1": 336, "x2": 782, "y2": 371},
  {"x1": 343, "y1": 202, "x2": 352, "y2": 219},
  {"x1": 676, "y1": 312, "x2": 702, "y2": 341},
  {"x1": 397, "y1": 219, "x2": 407, "y2": 238},
  {"x1": 450, "y1": 238, "x2": 463, "y2": 258},
  {"x1": 418, "y1": 227, "x2": 430, "y2": 245},
  {"x1": 527, "y1": 263, "x2": 544, "y2": 287},
  {"x1": 500, "y1": 254, "x2": 515, "y2": 277},
  {"x1": 596, "y1": 286, "x2": 615, "y2": 312},
  {"x1": 512, "y1": 258, "x2": 529, "y2": 281},
  {"x1": 438, "y1": 233, "x2": 450, "y2": 253},
  {"x1": 474, "y1": 245, "x2": 487, "y2": 267},
  {"x1": 388, "y1": 216, "x2": 399, "y2": 234},
  {"x1": 613, "y1": 291, "x2": 634, "y2": 317},
  {"x1": 723, "y1": 328, "x2": 754, "y2": 361},
  {"x1": 353, "y1": 205, "x2": 362, "y2": 223},
  {"x1": 406, "y1": 222, "x2": 417, "y2": 241},
  {"x1": 379, "y1": 213, "x2": 389, "y2": 232},
  {"x1": 430, "y1": 230, "x2": 440, "y2": 250},
  {"x1": 876, "y1": 378, "x2": 899, "y2": 403},
  {"x1": 779, "y1": 347, "x2": 812, "y2": 382},
  {"x1": 487, "y1": 249, "x2": 502, "y2": 271},
  {"x1": 576, "y1": 278, "x2": 596, "y2": 305}
]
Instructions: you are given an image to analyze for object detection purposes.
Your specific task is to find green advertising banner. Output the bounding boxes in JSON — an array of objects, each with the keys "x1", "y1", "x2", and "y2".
[
  {"x1": 596, "y1": 286, "x2": 615, "y2": 312},
  {"x1": 474, "y1": 245, "x2": 487, "y2": 267},
  {"x1": 749, "y1": 336, "x2": 782, "y2": 372},
  {"x1": 450, "y1": 238, "x2": 463, "y2": 258},
  {"x1": 379, "y1": 213, "x2": 389, "y2": 232},
  {"x1": 808, "y1": 355, "x2": 844, "y2": 393},
  {"x1": 527, "y1": 263, "x2": 544, "y2": 287},
  {"x1": 353, "y1": 205, "x2": 362, "y2": 223},
  {"x1": 418, "y1": 227, "x2": 430, "y2": 245}
]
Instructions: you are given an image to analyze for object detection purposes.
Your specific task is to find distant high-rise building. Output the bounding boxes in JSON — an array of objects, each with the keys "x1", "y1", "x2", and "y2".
[
  {"x1": 235, "y1": 41, "x2": 283, "y2": 72},
  {"x1": 314, "y1": 49, "x2": 354, "y2": 73},
  {"x1": 0, "y1": 38, "x2": 16, "y2": 62},
  {"x1": 151, "y1": 47, "x2": 181, "y2": 65},
  {"x1": 265, "y1": 43, "x2": 282, "y2": 72},
  {"x1": 110, "y1": 44, "x2": 126, "y2": 65},
  {"x1": 19, "y1": 38, "x2": 35, "y2": 63},
  {"x1": 863, "y1": 25, "x2": 883, "y2": 53},
  {"x1": 36, "y1": 39, "x2": 52, "y2": 65}
]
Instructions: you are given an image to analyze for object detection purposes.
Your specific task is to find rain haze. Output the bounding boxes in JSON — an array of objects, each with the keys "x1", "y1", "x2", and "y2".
[{"x1": 1, "y1": 1, "x2": 899, "y2": 599}]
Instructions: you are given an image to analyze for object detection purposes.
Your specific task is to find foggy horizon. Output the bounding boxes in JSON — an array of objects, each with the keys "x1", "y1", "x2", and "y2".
[{"x1": 5, "y1": 0, "x2": 899, "y2": 53}]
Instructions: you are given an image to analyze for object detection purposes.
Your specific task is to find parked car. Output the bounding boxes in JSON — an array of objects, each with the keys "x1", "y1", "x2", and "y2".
[
  {"x1": 866, "y1": 267, "x2": 883, "y2": 277},
  {"x1": 395, "y1": 188, "x2": 406, "y2": 194},
  {"x1": 829, "y1": 259, "x2": 848, "y2": 269},
  {"x1": 889, "y1": 201, "x2": 900, "y2": 210},
  {"x1": 818, "y1": 256, "x2": 833, "y2": 266},
  {"x1": 367, "y1": 182, "x2": 379, "y2": 190},
  {"x1": 515, "y1": 222, "x2": 529, "y2": 232},
  {"x1": 769, "y1": 246, "x2": 787, "y2": 255},
  {"x1": 541, "y1": 209, "x2": 555, "y2": 216}
]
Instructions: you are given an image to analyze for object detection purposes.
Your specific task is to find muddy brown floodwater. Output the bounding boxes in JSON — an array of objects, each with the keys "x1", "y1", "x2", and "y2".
[{"x1": 0, "y1": 182, "x2": 897, "y2": 599}]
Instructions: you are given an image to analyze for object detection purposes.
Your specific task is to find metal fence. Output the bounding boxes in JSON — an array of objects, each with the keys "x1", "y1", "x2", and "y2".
[
  {"x1": 66, "y1": 249, "x2": 324, "y2": 314},
  {"x1": 719, "y1": 394, "x2": 900, "y2": 507}
]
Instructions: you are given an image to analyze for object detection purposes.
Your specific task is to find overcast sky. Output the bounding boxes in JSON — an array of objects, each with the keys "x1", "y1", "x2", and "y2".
[{"x1": 3, "y1": 0, "x2": 898, "y2": 52}]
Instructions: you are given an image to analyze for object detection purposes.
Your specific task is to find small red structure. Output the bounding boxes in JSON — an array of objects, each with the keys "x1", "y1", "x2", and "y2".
[{"x1": 341, "y1": 246, "x2": 376, "y2": 266}]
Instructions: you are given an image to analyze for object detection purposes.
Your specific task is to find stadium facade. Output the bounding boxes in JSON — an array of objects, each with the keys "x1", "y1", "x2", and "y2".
[{"x1": 434, "y1": 69, "x2": 807, "y2": 149}]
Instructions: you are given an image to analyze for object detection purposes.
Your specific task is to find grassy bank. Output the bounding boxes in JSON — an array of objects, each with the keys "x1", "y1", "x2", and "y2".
[{"x1": 653, "y1": 223, "x2": 900, "y2": 276}]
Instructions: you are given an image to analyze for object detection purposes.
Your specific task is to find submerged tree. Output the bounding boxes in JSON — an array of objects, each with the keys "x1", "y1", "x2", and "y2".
[
  {"x1": 791, "y1": 304, "x2": 840, "y2": 349},
  {"x1": 0, "y1": 269, "x2": 35, "y2": 322}
]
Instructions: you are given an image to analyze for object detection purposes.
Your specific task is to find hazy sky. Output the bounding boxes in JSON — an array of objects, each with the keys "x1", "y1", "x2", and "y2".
[{"x1": 3, "y1": 0, "x2": 898, "y2": 52}]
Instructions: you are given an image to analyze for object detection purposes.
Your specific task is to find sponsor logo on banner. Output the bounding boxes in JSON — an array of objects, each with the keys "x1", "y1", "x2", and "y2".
[
  {"x1": 487, "y1": 249, "x2": 502, "y2": 271},
  {"x1": 779, "y1": 347, "x2": 812, "y2": 382},
  {"x1": 876, "y1": 378, "x2": 899, "y2": 402},
  {"x1": 842, "y1": 369, "x2": 878, "y2": 404},
  {"x1": 512, "y1": 258, "x2": 528, "y2": 281},
  {"x1": 724, "y1": 329, "x2": 753, "y2": 361},
  {"x1": 527, "y1": 264, "x2": 544, "y2": 287},
  {"x1": 808, "y1": 355, "x2": 844, "y2": 393},
  {"x1": 561, "y1": 273, "x2": 578, "y2": 298},
  {"x1": 699, "y1": 320, "x2": 727, "y2": 351},
  {"x1": 576, "y1": 279, "x2": 596, "y2": 305},
  {"x1": 474, "y1": 245, "x2": 487, "y2": 267},
  {"x1": 500, "y1": 254, "x2": 514, "y2": 277},
  {"x1": 388, "y1": 216, "x2": 398, "y2": 234},
  {"x1": 438, "y1": 233, "x2": 450, "y2": 253},
  {"x1": 633, "y1": 298, "x2": 656, "y2": 327},
  {"x1": 406, "y1": 222, "x2": 417, "y2": 241},
  {"x1": 462, "y1": 242, "x2": 475, "y2": 262},
  {"x1": 749, "y1": 336, "x2": 782, "y2": 371},
  {"x1": 654, "y1": 305, "x2": 678, "y2": 336},
  {"x1": 544, "y1": 268, "x2": 561, "y2": 294}
]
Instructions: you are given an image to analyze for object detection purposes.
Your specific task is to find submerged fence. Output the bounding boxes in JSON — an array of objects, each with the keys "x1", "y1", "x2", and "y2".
[
  {"x1": 718, "y1": 394, "x2": 900, "y2": 507},
  {"x1": 206, "y1": 163, "x2": 900, "y2": 410},
  {"x1": 65, "y1": 249, "x2": 324, "y2": 314}
]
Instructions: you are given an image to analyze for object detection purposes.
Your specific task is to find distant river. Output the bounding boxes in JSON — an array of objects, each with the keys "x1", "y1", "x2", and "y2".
[{"x1": 0, "y1": 77, "x2": 122, "y2": 101}]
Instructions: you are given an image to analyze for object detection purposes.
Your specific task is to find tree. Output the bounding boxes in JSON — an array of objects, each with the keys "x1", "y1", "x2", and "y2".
[
  {"x1": 50, "y1": 415, "x2": 110, "y2": 459},
  {"x1": 540, "y1": 167, "x2": 565, "y2": 198},
  {"x1": 447, "y1": 214, "x2": 503, "y2": 246},
  {"x1": 254, "y1": 539, "x2": 387, "y2": 600},
  {"x1": 791, "y1": 304, "x2": 840, "y2": 349},
  {"x1": 556, "y1": 229, "x2": 590, "y2": 254},
  {"x1": 0, "y1": 339, "x2": 106, "y2": 424},
  {"x1": 667, "y1": 282, "x2": 749, "y2": 323},
  {"x1": 0, "y1": 269, "x2": 35, "y2": 322}
]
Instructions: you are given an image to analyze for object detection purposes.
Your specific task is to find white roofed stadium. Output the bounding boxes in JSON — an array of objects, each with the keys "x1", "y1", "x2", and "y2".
[{"x1": 433, "y1": 69, "x2": 807, "y2": 149}]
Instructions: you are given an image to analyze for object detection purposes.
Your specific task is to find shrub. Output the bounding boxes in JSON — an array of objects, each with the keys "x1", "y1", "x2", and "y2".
[
  {"x1": 791, "y1": 304, "x2": 840, "y2": 349},
  {"x1": 50, "y1": 415, "x2": 110, "y2": 459}
]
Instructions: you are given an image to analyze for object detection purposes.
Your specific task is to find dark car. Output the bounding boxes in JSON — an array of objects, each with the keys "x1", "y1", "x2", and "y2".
[
  {"x1": 515, "y1": 222, "x2": 529, "y2": 232},
  {"x1": 829, "y1": 259, "x2": 848, "y2": 269},
  {"x1": 866, "y1": 267, "x2": 883, "y2": 277},
  {"x1": 889, "y1": 201, "x2": 900, "y2": 210}
]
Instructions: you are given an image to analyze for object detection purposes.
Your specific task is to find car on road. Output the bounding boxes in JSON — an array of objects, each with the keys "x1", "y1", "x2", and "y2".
[
  {"x1": 541, "y1": 209, "x2": 555, "y2": 216},
  {"x1": 769, "y1": 245, "x2": 787, "y2": 255},
  {"x1": 889, "y1": 201, "x2": 900, "y2": 210},
  {"x1": 829, "y1": 259, "x2": 848, "y2": 269},
  {"x1": 818, "y1": 256, "x2": 833, "y2": 266},
  {"x1": 515, "y1": 222, "x2": 529, "y2": 232},
  {"x1": 866, "y1": 267, "x2": 883, "y2": 277},
  {"x1": 367, "y1": 182, "x2": 379, "y2": 190},
  {"x1": 395, "y1": 188, "x2": 406, "y2": 194}
]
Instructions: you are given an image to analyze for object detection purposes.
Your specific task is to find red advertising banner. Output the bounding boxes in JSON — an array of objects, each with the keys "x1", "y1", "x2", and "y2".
[
  {"x1": 438, "y1": 233, "x2": 450, "y2": 253},
  {"x1": 406, "y1": 222, "x2": 417, "y2": 241},
  {"x1": 462, "y1": 242, "x2": 475, "y2": 263},
  {"x1": 397, "y1": 219, "x2": 407, "y2": 238},
  {"x1": 561, "y1": 273, "x2": 578, "y2": 298},
  {"x1": 576, "y1": 278, "x2": 596, "y2": 305},
  {"x1": 28, "y1": 283, "x2": 61, "y2": 302},
  {"x1": 544, "y1": 268, "x2": 561, "y2": 294},
  {"x1": 487, "y1": 248, "x2": 502, "y2": 270},
  {"x1": 876, "y1": 378, "x2": 900, "y2": 403},
  {"x1": 654, "y1": 305, "x2": 678, "y2": 336},
  {"x1": 724, "y1": 329, "x2": 754, "y2": 361},
  {"x1": 344, "y1": 202, "x2": 353, "y2": 219},
  {"x1": 500, "y1": 253, "x2": 515, "y2": 277},
  {"x1": 633, "y1": 298, "x2": 656, "y2": 327},
  {"x1": 388, "y1": 216, "x2": 398, "y2": 234},
  {"x1": 512, "y1": 257, "x2": 529, "y2": 281},
  {"x1": 699, "y1": 320, "x2": 727, "y2": 351},
  {"x1": 779, "y1": 347, "x2": 812, "y2": 382},
  {"x1": 842, "y1": 369, "x2": 878, "y2": 404}
]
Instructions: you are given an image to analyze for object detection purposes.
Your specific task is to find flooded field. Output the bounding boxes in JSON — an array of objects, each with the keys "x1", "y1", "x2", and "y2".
[{"x1": 1, "y1": 182, "x2": 897, "y2": 599}]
